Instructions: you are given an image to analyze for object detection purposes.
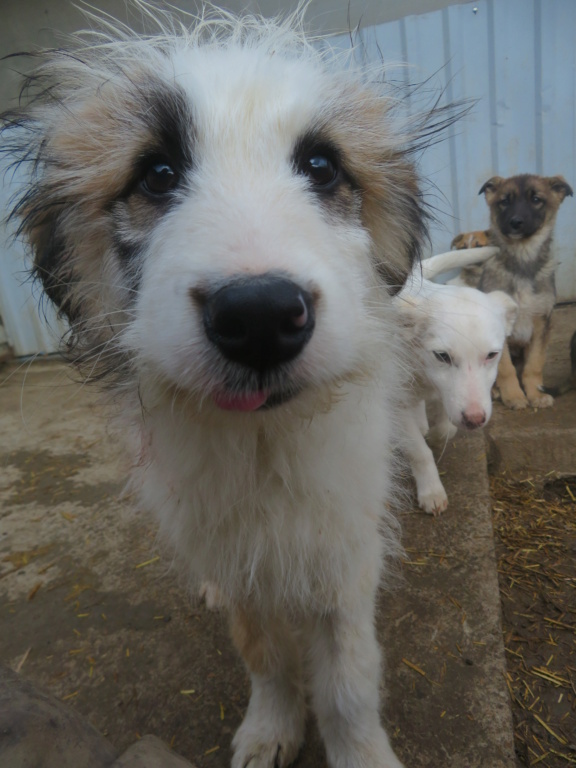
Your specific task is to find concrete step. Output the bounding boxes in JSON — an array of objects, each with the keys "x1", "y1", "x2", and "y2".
[
  {"x1": 381, "y1": 431, "x2": 516, "y2": 767},
  {"x1": 487, "y1": 390, "x2": 576, "y2": 477}
]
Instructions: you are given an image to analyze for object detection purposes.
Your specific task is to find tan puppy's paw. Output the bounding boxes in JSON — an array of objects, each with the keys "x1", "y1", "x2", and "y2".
[
  {"x1": 451, "y1": 229, "x2": 491, "y2": 249},
  {"x1": 499, "y1": 381, "x2": 529, "y2": 409},
  {"x1": 501, "y1": 394, "x2": 529, "y2": 410},
  {"x1": 528, "y1": 392, "x2": 554, "y2": 409}
]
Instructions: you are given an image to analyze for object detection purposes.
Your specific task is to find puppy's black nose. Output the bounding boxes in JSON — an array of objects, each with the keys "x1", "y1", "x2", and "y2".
[
  {"x1": 509, "y1": 216, "x2": 524, "y2": 231},
  {"x1": 201, "y1": 274, "x2": 315, "y2": 371}
]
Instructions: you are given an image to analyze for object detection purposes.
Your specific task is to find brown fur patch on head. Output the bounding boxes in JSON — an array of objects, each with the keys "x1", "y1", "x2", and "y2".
[
  {"x1": 318, "y1": 83, "x2": 428, "y2": 294},
  {"x1": 7, "y1": 53, "x2": 193, "y2": 319},
  {"x1": 0, "y1": 43, "x2": 195, "y2": 383}
]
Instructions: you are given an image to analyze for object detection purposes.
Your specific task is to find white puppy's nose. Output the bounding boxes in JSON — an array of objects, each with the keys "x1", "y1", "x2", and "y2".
[{"x1": 461, "y1": 409, "x2": 486, "y2": 429}]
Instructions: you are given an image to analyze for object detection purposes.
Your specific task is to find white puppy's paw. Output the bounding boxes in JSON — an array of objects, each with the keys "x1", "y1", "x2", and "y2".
[
  {"x1": 231, "y1": 715, "x2": 304, "y2": 768},
  {"x1": 417, "y1": 485, "x2": 448, "y2": 516},
  {"x1": 426, "y1": 421, "x2": 457, "y2": 445}
]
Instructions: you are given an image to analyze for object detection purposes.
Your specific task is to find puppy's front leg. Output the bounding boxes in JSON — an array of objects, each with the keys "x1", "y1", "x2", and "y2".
[
  {"x1": 425, "y1": 402, "x2": 458, "y2": 446},
  {"x1": 496, "y1": 342, "x2": 528, "y2": 409},
  {"x1": 305, "y1": 593, "x2": 404, "y2": 768},
  {"x1": 403, "y1": 401, "x2": 448, "y2": 515},
  {"x1": 230, "y1": 606, "x2": 306, "y2": 768},
  {"x1": 522, "y1": 315, "x2": 554, "y2": 408}
]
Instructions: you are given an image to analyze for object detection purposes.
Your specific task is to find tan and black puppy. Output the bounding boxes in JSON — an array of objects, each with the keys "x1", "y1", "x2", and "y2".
[{"x1": 453, "y1": 173, "x2": 573, "y2": 409}]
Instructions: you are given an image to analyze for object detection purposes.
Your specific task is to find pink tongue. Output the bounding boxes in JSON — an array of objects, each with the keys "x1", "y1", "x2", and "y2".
[{"x1": 213, "y1": 390, "x2": 268, "y2": 412}]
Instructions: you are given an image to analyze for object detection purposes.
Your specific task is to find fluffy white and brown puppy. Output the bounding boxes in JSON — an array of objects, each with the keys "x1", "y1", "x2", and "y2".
[{"x1": 1, "y1": 8, "x2": 454, "y2": 768}]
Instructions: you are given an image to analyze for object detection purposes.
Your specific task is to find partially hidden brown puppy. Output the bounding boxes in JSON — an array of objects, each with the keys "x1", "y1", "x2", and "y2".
[
  {"x1": 451, "y1": 173, "x2": 573, "y2": 409},
  {"x1": 450, "y1": 229, "x2": 490, "y2": 250}
]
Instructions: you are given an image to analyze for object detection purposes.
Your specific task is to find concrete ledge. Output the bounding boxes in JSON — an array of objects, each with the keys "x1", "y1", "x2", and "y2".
[
  {"x1": 380, "y1": 431, "x2": 516, "y2": 767},
  {"x1": 487, "y1": 391, "x2": 576, "y2": 475}
]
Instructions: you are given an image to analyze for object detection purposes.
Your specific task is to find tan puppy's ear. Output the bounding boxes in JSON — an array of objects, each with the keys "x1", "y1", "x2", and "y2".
[
  {"x1": 479, "y1": 176, "x2": 503, "y2": 204},
  {"x1": 547, "y1": 175, "x2": 573, "y2": 202},
  {"x1": 488, "y1": 290, "x2": 518, "y2": 336}
]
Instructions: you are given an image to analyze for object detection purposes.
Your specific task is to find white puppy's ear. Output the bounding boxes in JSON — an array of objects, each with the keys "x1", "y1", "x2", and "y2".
[
  {"x1": 488, "y1": 291, "x2": 518, "y2": 336},
  {"x1": 395, "y1": 293, "x2": 429, "y2": 338}
]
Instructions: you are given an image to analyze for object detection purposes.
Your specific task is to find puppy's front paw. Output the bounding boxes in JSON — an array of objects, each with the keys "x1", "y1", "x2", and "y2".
[
  {"x1": 232, "y1": 719, "x2": 303, "y2": 768},
  {"x1": 417, "y1": 485, "x2": 448, "y2": 516},
  {"x1": 501, "y1": 393, "x2": 528, "y2": 410},
  {"x1": 232, "y1": 682, "x2": 305, "y2": 768},
  {"x1": 199, "y1": 581, "x2": 225, "y2": 610},
  {"x1": 528, "y1": 392, "x2": 554, "y2": 409},
  {"x1": 426, "y1": 421, "x2": 457, "y2": 446}
]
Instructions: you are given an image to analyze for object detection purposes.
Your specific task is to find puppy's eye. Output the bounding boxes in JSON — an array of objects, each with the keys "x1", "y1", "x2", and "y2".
[
  {"x1": 141, "y1": 160, "x2": 179, "y2": 197},
  {"x1": 486, "y1": 351, "x2": 499, "y2": 360},
  {"x1": 433, "y1": 351, "x2": 452, "y2": 364},
  {"x1": 498, "y1": 198, "x2": 509, "y2": 209},
  {"x1": 531, "y1": 194, "x2": 543, "y2": 205},
  {"x1": 299, "y1": 153, "x2": 339, "y2": 188}
]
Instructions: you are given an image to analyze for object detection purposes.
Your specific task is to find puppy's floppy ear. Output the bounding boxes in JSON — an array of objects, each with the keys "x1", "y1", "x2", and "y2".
[
  {"x1": 488, "y1": 290, "x2": 518, "y2": 336},
  {"x1": 321, "y1": 84, "x2": 429, "y2": 296},
  {"x1": 547, "y1": 175, "x2": 573, "y2": 202},
  {"x1": 479, "y1": 177, "x2": 503, "y2": 204},
  {"x1": 394, "y1": 292, "x2": 429, "y2": 338},
  {"x1": 30, "y1": 215, "x2": 77, "y2": 320},
  {"x1": 359, "y1": 156, "x2": 427, "y2": 296},
  {"x1": 7, "y1": 163, "x2": 79, "y2": 321}
]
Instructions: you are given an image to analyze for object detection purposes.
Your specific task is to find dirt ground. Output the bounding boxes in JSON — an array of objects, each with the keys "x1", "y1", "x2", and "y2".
[
  {"x1": 484, "y1": 304, "x2": 576, "y2": 767},
  {"x1": 491, "y1": 470, "x2": 576, "y2": 767}
]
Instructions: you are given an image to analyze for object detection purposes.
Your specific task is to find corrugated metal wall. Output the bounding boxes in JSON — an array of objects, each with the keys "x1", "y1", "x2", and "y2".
[
  {"x1": 347, "y1": 0, "x2": 576, "y2": 298},
  {"x1": 0, "y1": 168, "x2": 64, "y2": 357},
  {"x1": 1, "y1": 0, "x2": 575, "y2": 356}
]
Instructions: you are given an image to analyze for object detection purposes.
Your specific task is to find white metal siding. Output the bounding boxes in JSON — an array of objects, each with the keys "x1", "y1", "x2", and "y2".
[{"x1": 0, "y1": 168, "x2": 64, "y2": 357}]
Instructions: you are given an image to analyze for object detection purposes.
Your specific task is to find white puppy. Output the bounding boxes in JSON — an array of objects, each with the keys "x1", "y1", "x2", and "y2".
[
  {"x1": 1, "y1": 7, "x2": 459, "y2": 767},
  {"x1": 397, "y1": 249, "x2": 517, "y2": 514}
]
